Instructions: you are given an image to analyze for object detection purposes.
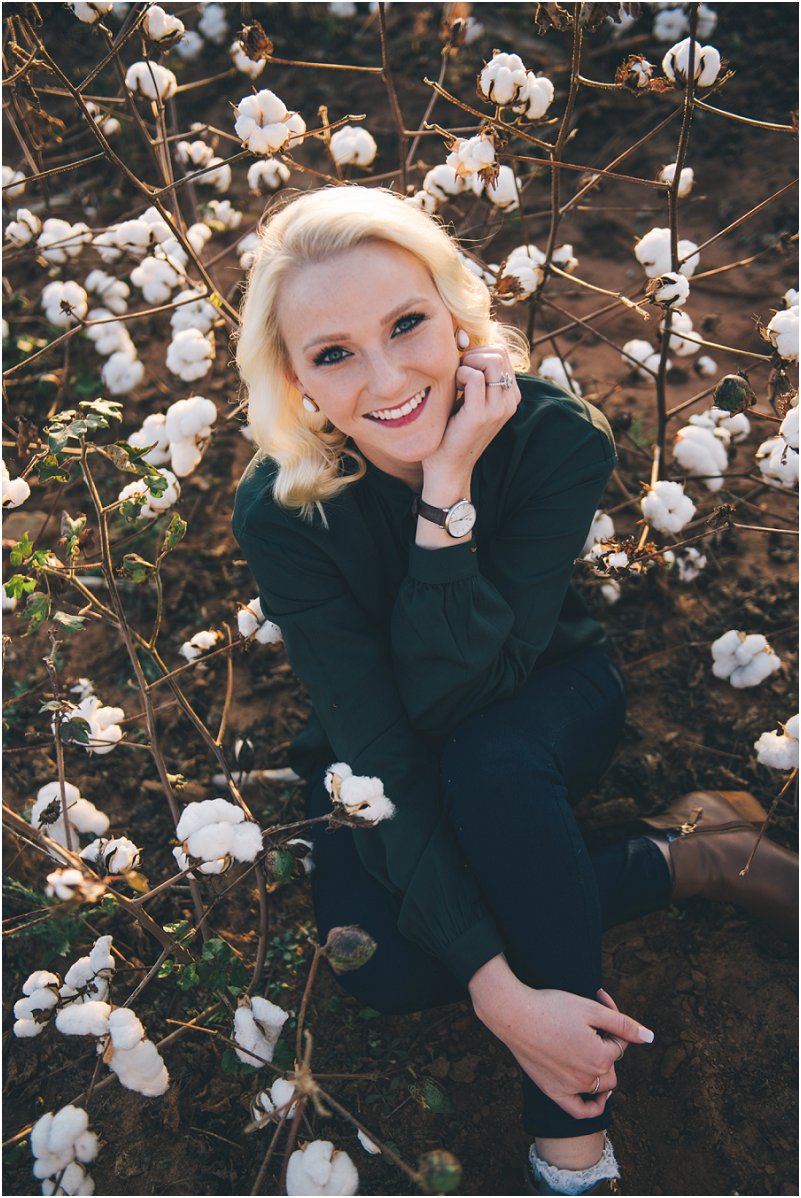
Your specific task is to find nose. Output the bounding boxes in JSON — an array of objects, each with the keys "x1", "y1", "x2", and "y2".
[{"x1": 362, "y1": 345, "x2": 408, "y2": 403}]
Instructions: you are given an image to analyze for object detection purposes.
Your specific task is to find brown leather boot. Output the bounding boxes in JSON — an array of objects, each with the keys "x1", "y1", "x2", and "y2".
[{"x1": 639, "y1": 790, "x2": 798, "y2": 939}]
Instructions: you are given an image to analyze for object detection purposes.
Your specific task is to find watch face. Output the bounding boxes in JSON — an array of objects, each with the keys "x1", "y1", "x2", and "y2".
[{"x1": 445, "y1": 501, "x2": 476, "y2": 538}]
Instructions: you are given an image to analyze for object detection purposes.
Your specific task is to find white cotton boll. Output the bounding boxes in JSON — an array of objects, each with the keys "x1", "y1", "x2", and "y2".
[
  {"x1": 144, "y1": 4, "x2": 184, "y2": 43},
  {"x1": 650, "y1": 271, "x2": 690, "y2": 309},
  {"x1": 235, "y1": 90, "x2": 293, "y2": 155},
  {"x1": 108, "y1": 1006, "x2": 145, "y2": 1051},
  {"x1": 513, "y1": 72, "x2": 555, "y2": 119},
  {"x1": 284, "y1": 110, "x2": 307, "y2": 149},
  {"x1": 537, "y1": 355, "x2": 582, "y2": 397},
  {"x1": 166, "y1": 328, "x2": 214, "y2": 382},
  {"x1": 478, "y1": 51, "x2": 528, "y2": 106},
  {"x1": 175, "y1": 28, "x2": 203, "y2": 59},
  {"x1": 665, "y1": 546, "x2": 707, "y2": 583},
  {"x1": 446, "y1": 133, "x2": 496, "y2": 181},
  {"x1": 696, "y1": 4, "x2": 718, "y2": 39},
  {"x1": 80, "y1": 836, "x2": 141, "y2": 873},
  {"x1": 329, "y1": 2, "x2": 357, "y2": 15},
  {"x1": 324, "y1": 762, "x2": 353, "y2": 794},
  {"x1": 695, "y1": 354, "x2": 717, "y2": 377},
  {"x1": 552, "y1": 243, "x2": 578, "y2": 273},
  {"x1": 37, "y1": 218, "x2": 91, "y2": 264},
  {"x1": 201, "y1": 199, "x2": 242, "y2": 231},
  {"x1": 172, "y1": 844, "x2": 228, "y2": 876},
  {"x1": 497, "y1": 244, "x2": 546, "y2": 303},
  {"x1": 406, "y1": 190, "x2": 438, "y2": 214},
  {"x1": 286, "y1": 1140, "x2": 359, "y2": 1197},
  {"x1": 130, "y1": 255, "x2": 183, "y2": 304},
  {"x1": 85, "y1": 100, "x2": 120, "y2": 137},
  {"x1": 780, "y1": 404, "x2": 799, "y2": 450},
  {"x1": 357, "y1": 1129, "x2": 380, "y2": 1155},
  {"x1": 109, "y1": 1033, "x2": 170, "y2": 1096},
  {"x1": 237, "y1": 231, "x2": 261, "y2": 270},
  {"x1": 46, "y1": 868, "x2": 88, "y2": 900},
  {"x1": 165, "y1": 394, "x2": 217, "y2": 442},
  {"x1": 766, "y1": 306, "x2": 799, "y2": 362},
  {"x1": 13, "y1": 984, "x2": 58, "y2": 1037},
  {"x1": 658, "y1": 162, "x2": 694, "y2": 198},
  {"x1": 199, "y1": 2, "x2": 228, "y2": 42},
  {"x1": 2, "y1": 459, "x2": 31, "y2": 508},
  {"x1": 252, "y1": 1078, "x2": 298, "y2": 1124},
  {"x1": 755, "y1": 435, "x2": 799, "y2": 490},
  {"x1": 230, "y1": 821, "x2": 264, "y2": 861},
  {"x1": 115, "y1": 215, "x2": 168, "y2": 256},
  {"x1": 170, "y1": 289, "x2": 217, "y2": 335},
  {"x1": 653, "y1": 7, "x2": 689, "y2": 42},
  {"x1": 663, "y1": 37, "x2": 721, "y2": 88},
  {"x1": 129, "y1": 412, "x2": 170, "y2": 465},
  {"x1": 422, "y1": 164, "x2": 465, "y2": 204},
  {"x1": 481, "y1": 164, "x2": 519, "y2": 211},
  {"x1": 41, "y1": 1161, "x2": 95, "y2": 1195},
  {"x1": 124, "y1": 61, "x2": 177, "y2": 102},
  {"x1": 600, "y1": 579, "x2": 621, "y2": 604},
  {"x1": 661, "y1": 309, "x2": 698, "y2": 356},
  {"x1": 338, "y1": 775, "x2": 396, "y2": 823},
  {"x1": 673, "y1": 423, "x2": 729, "y2": 490},
  {"x1": 42, "y1": 281, "x2": 89, "y2": 329},
  {"x1": 32, "y1": 781, "x2": 110, "y2": 846},
  {"x1": 67, "y1": 2, "x2": 112, "y2": 21},
  {"x1": 179, "y1": 628, "x2": 220, "y2": 661},
  {"x1": 635, "y1": 227, "x2": 700, "y2": 278},
  {"x1": 238, "y1": 596, "x2": 265, "y2": 637},
  {"x1": 231, "y1": 40, "x2": 266, "y2": 79},
  {"x1": 329, "y1": 125, "x2": 378, "y2": 168},
  {"x1": 5, "y1": 207, "x2": 41, "y2": 245},
  {"x1": 46, "y1": 1106, "x2": 90, "y2": 1157},
  {"x1": 92, "y1": 228, "x2": 122, "y2": 262},
  {"x1": 176, "y1": 797, "x2": 244, "y2": 838},
  {"x1": 711, "y1": 629, "x2": 782, "y2": 689},
  {"x1": 3, "y1": 165, "x2": 26, "y2": 199},
  {"x1": 755, "y1": 714, "x2": 799, "y2": 771},
  {"x1": 72, "y1": 1132, "x2": 98, "y2": 1165},
  {"x1": 197, "y1": 158, "x2": 232, "y2": 194},
  {"x1": 167, "y1": 437, "x2": 201, "y2": 477},
  {"x1": 85, "y1": 270, "x2": 129, "y2": 314},
  {"x1": 176, "y1": 139, "x2": 214, "y2": 170},
  {"x1": 248, "y1": 159, "x2": 291, "y2": 195},
  {"x1": 101, "y1": 349, "x2": 144, "y2": 396},
  {"x1": 582, "y1": 511, "x2": 615, "y2": 555},
  {"x1": 233, "y1": 995, "x2": 289, "y2": 1066},
  {"x1": 55, "y1": 1001, "x2": 112, "y2": 1037},
  {"x1": 641, "y1": 479, "x2": 696, "y2": 534},
  {"x1": 783, "y1": 288, "x2": 799, "y2": 309},
  {"x1": 24, "y1": 970, "x2": 61, "y2": 996},
  {"x1": 118, "y1": 470, "x2": 180, "y2": 519}
]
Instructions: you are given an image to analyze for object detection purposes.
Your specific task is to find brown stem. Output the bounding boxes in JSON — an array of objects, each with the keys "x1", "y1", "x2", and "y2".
[{"x1": 295, "y1": 943, "x2": 321, "y2": 1065}]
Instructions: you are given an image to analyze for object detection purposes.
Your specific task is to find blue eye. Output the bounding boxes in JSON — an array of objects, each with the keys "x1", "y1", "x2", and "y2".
[
  {"x1": 314, "y1": 345, "x2": 351, "y2": 367},
  {"x1": 393, "y1": 312, "x2": 426, "y2": 336}
]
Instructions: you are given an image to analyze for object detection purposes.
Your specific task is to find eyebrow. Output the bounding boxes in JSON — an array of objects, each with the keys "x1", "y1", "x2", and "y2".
[{"x1": 302, "y1": 296, "x2": 430, "y2": 353}]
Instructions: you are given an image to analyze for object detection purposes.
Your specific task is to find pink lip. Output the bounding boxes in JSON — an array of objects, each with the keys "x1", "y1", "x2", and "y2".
[{"x1": 364, "y1": 388, "x2": 429, "y2": 428}]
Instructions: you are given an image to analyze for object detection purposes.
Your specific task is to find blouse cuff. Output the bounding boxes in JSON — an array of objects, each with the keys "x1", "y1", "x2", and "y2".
[
  {"x1": 407, "y1": 541, "x2": 479, "y2": 585},
  {"x1": 438, "y1": 916, "x2": 505, "y2": 987}
]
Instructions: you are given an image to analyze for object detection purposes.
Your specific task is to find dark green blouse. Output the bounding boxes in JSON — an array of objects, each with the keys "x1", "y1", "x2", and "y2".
[{"x1": 233, "y1": 375, "x2": 616, "y2": 986}]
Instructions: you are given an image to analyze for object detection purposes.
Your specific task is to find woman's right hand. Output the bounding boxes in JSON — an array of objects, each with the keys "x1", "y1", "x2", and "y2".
[{"x1": 468, "y1": 955, "x2": 654, "y2": 1120}]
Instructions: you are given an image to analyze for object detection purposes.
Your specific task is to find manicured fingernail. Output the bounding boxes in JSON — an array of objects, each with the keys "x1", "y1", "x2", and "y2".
[{"x1": 638, "y1": 1026, "x2": 655, "y2": 1044}]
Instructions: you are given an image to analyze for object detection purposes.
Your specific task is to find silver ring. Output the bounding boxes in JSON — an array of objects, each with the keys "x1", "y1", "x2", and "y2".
[
  {"x1": 590, "y1": 1075, "x2": 601, "y2": 1096},
  {"x1": 486, "y1": 372, "x2": 513, "y2": 390},
  {"x1": 609, "y1": 1036, "x2": 625, "y2": 1062}
]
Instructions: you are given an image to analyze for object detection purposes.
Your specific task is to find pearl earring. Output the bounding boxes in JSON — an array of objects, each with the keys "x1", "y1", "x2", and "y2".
[
  {"x1": 456, "y1": 328, "x2": 470, "y2": 350},
  {"x1": 302, "y1": 395, "x2": 320, "y2": 413}
]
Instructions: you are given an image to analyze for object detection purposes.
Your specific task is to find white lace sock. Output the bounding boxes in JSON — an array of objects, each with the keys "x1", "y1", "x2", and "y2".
[{"x1": 528, "y1": 1133, "x2": 620, "y2": 1195}]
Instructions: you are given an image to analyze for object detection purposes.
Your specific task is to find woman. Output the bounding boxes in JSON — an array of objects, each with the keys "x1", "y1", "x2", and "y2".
[{"x1": 233, "y1": 186, "x2": 796, "y2": 1195}]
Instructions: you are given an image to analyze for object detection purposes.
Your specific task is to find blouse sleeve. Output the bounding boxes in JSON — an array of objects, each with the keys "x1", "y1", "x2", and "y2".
[
  {"x1": 390, "y1": 403, "x2": 616, "y2": 738},
  {"x1": 234, "y1": 507, "x2": 505, "y2": 987}
]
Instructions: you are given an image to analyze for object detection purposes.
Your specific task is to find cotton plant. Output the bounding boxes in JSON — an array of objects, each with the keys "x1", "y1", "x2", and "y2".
[
  {"x1": 124, "y1": 61, "x2": 177, "y2": 102},
  {"x1": 237, "y1": 597, "x2": 283, "y2": 645},
  {"x1": 617, "y1": 54, "x2": 655, "y2": 89},
  {"x1": 13, "y1": 971, "x2": 61, "y2": 1038},
  {"x1": 233, "y1": 994, "x2": 289, "y2": 1067},
  {"x1": 112, "y1": 208, "x2": 170, "y2": 256},
  {"x1": 85, "y1": 99, "x2": 120, "y2": 137},
  {"x1": 695, "y1": 354, "x2": 717, "y2": 377},
  {"x1": 31, "y1": 781, "x2": 110, "y2": 850},
  {"x1": 647, "y1": 271, "x2": 690, "y2": 309},
  {"x1": 175, "y1": 798, "x2": 263, "y2": 871},
  {"x1": 58, "y1": 689, "x2": 126, "y2": 755},
  {"x1": 5, "y1": 207, "x2": 41, "y2": 246},
  {"x1": 101, "y1": 348, "x2": 144, "y2": 396},
  {"x1": 55, "y1": 1000, "x2": 112, "y2": 1038},
  {"x1": 247, "y1": 158, "x2": 291, "y2": 195},
  {"x1": 2, "y1": 459, "x2": 31, "y2": 507},
  {"x1": 174, "y1": 27, "x2": 202, "y2": 59},
  {"x1": 652, "y1": 6, "x2": 689, "y2": 41},
  {"x1": 30, "y1": 1105, "x2": 98, "y2": 1194},
  {"x1": 250, "y1": 1078, "x2": 298, "y2": 1126},
  {"x1": 85, "y1": 313, "x2": 135, "y2": 359},
  {"x1": 84, "y1": 269, "x2": 129, "y2": 314},
  {"x1": 37, "y1": 218, "x2": 91, "y2": 264},
  {"x1": 196, "y1": 158, "x2": 232, "y2": 194},
  {"x1": 176, "y1": 139, "x2": 213, "y2": 171},
  {"x1": 764, "y1": 303, "x2": 799, "y2": 362},
  {"x1": 582, "y1": 510, "x2": 615, "y2": 555},
  {"x1": 673, "y1": 422, "x2": 730, "y2": 490},
  {"x1": 60, "y1": 935, "x2": 116, "y2": 1004},
  {"x1": 45, "y1": 868, "x2": 106, "y2": 903},
  {"x1": 711, "y1": 630, "x2": 782, "y2": 689},
  {"x1": 446, "y1": 131, "x2": 497, "y2": 182},
  {"x1": 164, "y1": 394, "x2": 218, "y2": 473},
  {"x1": 105, "y1": 1007, "x2": 169, "y2": 1096},
  {"x1": 130, "y1": 252, "x2": 185, "y2": 303},
  {"x1": 285, "y1": 1140, "x2": 359, "y2": 1197},
  {"x1": 477, "y1": 50, "x2": 554, "y2": 119},
  {"x1": 234, "y1": 89, "x2": 305, "y2": 156},
  {"x1": 166, "y1": 327, "x2": 215, "y2": 382},
  {"x1": 324, "y1": 762, "x2": 397, "y2": 825},
  {"x1": 755, "y1": 434, "x2": 799, "y2": 490},
  {"x1": 179, "y1": 628, "x2": 221, "y2": 661},
  {"x1": 198, "y1": 2, "x2": 228, "y2": 43},
  {"x1": 662, "y1": 37, "x2": 721, "y2": 88},
  {"x1": 329, "y1": 125, "x2": 378, "y2": 168},
  {"x1": 514, "y1": 72, "x2": 555, "y2": 119},
  {"x1": 2, "y1": 165, "x2": 26, "y2": 199},
  {"x1": 537, "y1": 355, "x2": 582, "y2": 397},
  {"x1": 200, "y1": 198, "x2": 242, "y2": 231},
  {"x1": 475, "y1": 163, "x2": 520, "y2": 211},
  {"x1": 663, "y1": 545, "x2": 707, "y2": 583},
  {"x1": 661, "y1": 309, "x2": 699, "y2": 356},
  {"x1": 357, "y1": 1129, "x2": 381, "y2": 1155},
  {"x1": 688, "y1": 404, "x2": 750, "y2": 443},
  {"x1": 640, "y1": 479, "x2": 696, "y2": 534},
  {"x1": 634, "y1": 227, "x2": 699, "y2": 278},
  {"x1": 169, "y1": 288, "x2": 218, "y2": 336},
  {"x1": 41, "y1": 281, "x2": 89, "y2": 328},
  {"x1": 421, "y1": 163, "x2": 466, "y2": 207},
  {"x1": 231, "y1": 39, "x2": 266, "y2": 79},
  {"x1": 497, "y1": 244, "x2": 546, "y2": 303},
  {"x1": 658, "y1": 162, "x2": 694, "y2": 197},
  {"x1": 66, "y1": 1, "x2": 112, "y2": 21},
  {"x1": 143, "y1": 4, "x2": 184, "y2": 45},
  {"x1": 622, "y1": 338, "x2": 668, "y2": 379},
  {"x1": 754, "y1": 714, "x2": 799, "y2": 771}
]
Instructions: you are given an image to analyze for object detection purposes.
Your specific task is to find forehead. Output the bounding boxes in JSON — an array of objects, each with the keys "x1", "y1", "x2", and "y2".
[{"x1": 278, "y1": 241, "x2": 438, "y2": 341}]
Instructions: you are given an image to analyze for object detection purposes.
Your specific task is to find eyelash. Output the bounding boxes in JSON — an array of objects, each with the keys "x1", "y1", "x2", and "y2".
[{"x1": 313, "y1": 312, "x2": 427, "y2": 367}]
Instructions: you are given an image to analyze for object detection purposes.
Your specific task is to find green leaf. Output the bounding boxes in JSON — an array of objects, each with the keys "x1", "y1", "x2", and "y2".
[
  {"x1": 177, "y1": 962, "x2": 200, "y2": 991},
  {"x1": 60, "y1": 716, "x2": 91, "y2": 744},
  {"x1": 4, "y1": 575, "x2": 36, "y2": 599},
  {"x1": 60, "y1": 512, "x2": 87, "y2": 539},
  {"x1": 157, "y1": 959, "x2": 175, "y2": 979},
  {"x1": 416, "y1": 1078, "x2": 453, "y2": 1114},
  {"x1": 120, "y1": 496, "x2": 146, "y2": 522},
  {"x1": 97, "y1": 442, "x2": 150, "y2": 476},
  {"x1": 118, "y1": 553, "x2": 156, "y2": 583},
  {"x1": 38, "y1": 454, "x2": 71, "y2": 484},
  {"x1": 22, "y1": 591, "x2": 51, "y2": 633},
  {"x1": 53, "y1": 611, "x2": 86, "y2": 633},
  {"x1": 10, "y1": 533, "x2": 33, "y2": 566},
  {"x1": 79, "y1": 397, "x2": 124, "y2": 423},
  {"x1": 39, "y1": 700, "x2": 64, "y2": 713},
  {"x1": 160, "y1": 513, "x2": 187, "y2": 556}
]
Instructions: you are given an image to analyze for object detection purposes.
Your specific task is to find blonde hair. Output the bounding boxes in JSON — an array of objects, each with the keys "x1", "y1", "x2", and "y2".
[{"x1": 236, "y1": 185, "x2": 530, "y2": 520}]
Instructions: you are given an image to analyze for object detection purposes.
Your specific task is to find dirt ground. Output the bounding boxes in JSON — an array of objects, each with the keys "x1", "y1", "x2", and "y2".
[{"x1": 3, "y1": 4, "x2": 798, "y2": 1196}]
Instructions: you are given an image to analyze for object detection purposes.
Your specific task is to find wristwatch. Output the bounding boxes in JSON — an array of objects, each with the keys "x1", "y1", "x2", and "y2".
[{"x1": 413, "y1": 495, "x2": 476, "y2": 538}]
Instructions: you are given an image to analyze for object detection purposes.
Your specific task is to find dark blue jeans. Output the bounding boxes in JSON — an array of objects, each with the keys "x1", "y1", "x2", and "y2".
[{"x1": 305, "y1": 647, "x2": 671, "y2": 1138}]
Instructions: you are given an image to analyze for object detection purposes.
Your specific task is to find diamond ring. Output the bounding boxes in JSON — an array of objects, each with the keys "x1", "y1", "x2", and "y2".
[{"x1": 486, "y1": 372, "x2": 514, "y2": 390}]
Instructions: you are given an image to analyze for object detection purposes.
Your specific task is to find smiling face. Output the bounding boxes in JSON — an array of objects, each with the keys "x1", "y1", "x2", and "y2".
[{"x1": 278, "y1": 240, "x2": 461, "y2": 488}]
